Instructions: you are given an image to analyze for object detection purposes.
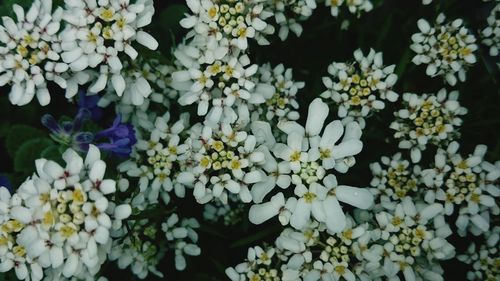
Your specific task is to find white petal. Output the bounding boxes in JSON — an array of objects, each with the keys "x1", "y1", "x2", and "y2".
[
  {"x1": 305, "y1": 98, "x2": 329, "y2": 136},
  {"x1": 335, "y1": 186, "x2": 374, "y2": 209}
]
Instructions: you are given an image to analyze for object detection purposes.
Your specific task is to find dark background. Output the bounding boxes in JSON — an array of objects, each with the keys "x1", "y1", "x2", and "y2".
[{"x1": 0, "y1": 0, "x2": 498, "y2": 280}]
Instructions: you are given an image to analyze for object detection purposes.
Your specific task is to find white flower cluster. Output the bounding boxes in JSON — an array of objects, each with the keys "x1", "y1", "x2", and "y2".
[
  {"x1": 250, "y1": 63, "x2": 304, "y2": 127},
  {"x1": 0, "y1": 0, "x2": 64, "y2": 106},
  {"x1": 390, "y1": 89, "x2": 467, "y2": 163},
  {"x1": 373, "y1": 198, "x2": 455, "y2": 281},
  {"x1": 266, "y1": 0, "x2": 315, "y2": 40},
  {"x1": 0, "y1": 0, "x2": 159, "y2": 106},
  {"x1": 109, "y1": 209, "x2": 201, "y2": 279},
  {"x1": 177, "y1": 120, "x2": 268, "y2": 204},
  {"x1": 118, "y1": 112, "x2": 189, "y2": 206},
  {"x1": 99, "y1": 56, "x2": 179, "y2": 123},
  {"x1": 108, "y1": 177, "x2": 201, "y2": 279},
  {"x1": 228, "y1": 198, "x2": 456, "y2": 281},
  {"x1": 481, "y1": 3, "x2": 500, "y2": 58},
  {"x1": 411, "y1": 13, "x2": 478, "y2": 86},
  {"x1": 109, "y1": 219, "x2": 166, "y2": 279},
  {"x1": 227, "y1": 219, "x2": 376, "y2": 281},
  {"x1": 0, "y1": 145, "x2": 131, "y2": 280},
  {"x1": 321, "y1": 48, "x2": 398, "y2": 128},
  {"x1": 458, "y1": 226, "x2": 499, "y2": 281},
  {"x1": 370, "y1": 153, "x2": 421, "y2": 204},
  {"x1": 325, "y1": 0, "x2": 374, "y2": 17},
  {"x1": 61, "y1": 0, "x2": 158, "y2": 97},
  {"x1": 421, "y1": 142, "x2": 500, "y2": 236},
  {"x1": 249, "y1": 98, "x2": 373, "y2": 233}
]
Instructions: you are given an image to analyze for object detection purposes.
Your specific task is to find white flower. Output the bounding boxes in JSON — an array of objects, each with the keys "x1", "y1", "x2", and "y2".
[
  {"x1": 411, "y1": 13, "x2": 478, "y2": 85},
  {"x1": 181, "y1": 0, "x2": 274, "y2": 51},
  {"x1": 172, "y1": 39, "x2": 263, "y2": 123},
  {"x1": 370, "y1": 153, "x2": 421, "y2": 204},
  {"x1": 320, "y1": 48, "x2": 398, "y2": 128},
  {"x1": 249, "y1": 98, "x2": 372, "y2": 233},
  {"x1": 228, "y1": 218, "x2": 378, "y2": 281},
  {"x1": 458, "y1": 226, "x2": 499, "y2": 281},
  {"x1": 99, "y1": 57, "x2": 179, "y2": 120},
  {"x1": 375, "y1": 198, "x2": 455, "y2": 281},
  {"x1": 177, "y1": 121, "x2": 268, "y2": 204},
  {"x1": 481, "y1": 4, "x2": 500, "y2": 58},
  {"x1": 421, "y1": 142, "x2": 500, "y2": 236},
  {"x1": 250, "y1": 63, "x2": 303, "y2": 125},
  {"x1": 60, "y1": 0, "x2": 158, "y2": 97},
  {"x1": 325, "y1": 0, "x2": 373, "y2": 17},
  {"x1": 390, "y1": 89, "x2": 467, "y2": 163},
  {"x1": 0, "y1": 0, "x2": 67, "y2": 106},
  {"x1": 0, "y1": 145, "x2": 130, "y2": 280},
  {"x1": 265, "y1": 0, "x2": 314, "y2": 40},
  {"x1": 118, "y1": 113, "x2": 189, "y2": 206}
]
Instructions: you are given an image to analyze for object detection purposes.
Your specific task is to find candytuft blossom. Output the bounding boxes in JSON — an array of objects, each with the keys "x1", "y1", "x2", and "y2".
[
  {"x1": 0, "y1": 0, "x2": 66, "y2": 106},
  {"x1": 0, "y1": 145, "x2": 131, "y2": 280},
  {"x1": 411, "y1": 13, "x2": 478, "y2": 86}
]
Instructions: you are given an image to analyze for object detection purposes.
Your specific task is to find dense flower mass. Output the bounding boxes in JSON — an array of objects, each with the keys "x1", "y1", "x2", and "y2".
[
  {"x1": 390, "y1": 89, "x2": 467, "y2": 163},
  {"x1": 421, "y1": 142, "x2": 500, "y2": 236},
  {"x1": 370, "y1": 153, "x2": 421, "y2": 204},
  {"x1": 411, "y1": 13, "x2": 478, "y2": 86},
  {"x1": 248, "y1": 98, "x2": 373, "y2": 233},
  {"x1": 0, "y1": 145, "x2": 131, "y2": 280},
  {"x1": 0, "y1": 0, "x2": 498, "y2": 280},
  {"x1": 321, "y1": 48, "x2": 398, "y2": 128},
  {"x1": 0, "y1": 0, "x2": 64, "y2": 106}
]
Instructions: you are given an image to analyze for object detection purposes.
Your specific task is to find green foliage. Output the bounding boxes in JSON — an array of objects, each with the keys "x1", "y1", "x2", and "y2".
[
  {"x1": 14, "y1": 138, "x2": 53, "y2": 173},
  {"x1": 0, "y1": 0, "x2": 31, "y2": 17},
  {"x1": 5, "y1": 125, "x2": 46, "y2": 157}
]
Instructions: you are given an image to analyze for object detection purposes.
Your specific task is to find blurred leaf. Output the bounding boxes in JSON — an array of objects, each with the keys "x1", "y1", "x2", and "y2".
[
  {"x1": 41, "y1": 145, "x2": 64, "y2": 164},
  {"x1": 14, "y1": 138, "x2": 53, "y2": 173},
  {"x1": 198, "y1": 225, "x2": 229, "y2": 239},
  {"x1": 229, "y1": 225, "x2": 281, "y2": 248},
  {"x1": 0, "y1": 0, "x2": 32, "y2": 17},
  {"x1": 5, "y1": 125, "x2": 46, "y2": 157}
]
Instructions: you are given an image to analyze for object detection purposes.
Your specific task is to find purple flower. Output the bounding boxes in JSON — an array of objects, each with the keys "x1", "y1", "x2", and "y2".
[
  {"x1": 0, "y1": 175, "x2": 12, "y2": 193},
  {"x1": 95, "y1": 115, "x2": 137, "y2": 158},
  {"x1": 41, "y1": 108, "x2": 94, "y2": 152},
  {"x1": 78, "y1": 91, "x2": 103, "y2": 121}
]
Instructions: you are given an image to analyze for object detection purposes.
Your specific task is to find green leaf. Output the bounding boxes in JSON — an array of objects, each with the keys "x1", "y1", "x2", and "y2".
[
  {"x1": 5, "y1": 125, "x2": 46, "y2": 157},
  {"x1": 14, "y1": 138, "x2": 54, "y2": 173},
  {"x1": 41, "y1": 145, "x2": 64, "y2": 164}
]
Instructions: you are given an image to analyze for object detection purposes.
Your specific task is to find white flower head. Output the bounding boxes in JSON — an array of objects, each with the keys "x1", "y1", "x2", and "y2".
[
  {"x1": 118, "y1": 112, "x2": 189, "y2": 207},
  {"x1": 370, "y1": 153, "x2": 421, "y2": 204},
  {"x1": 177, "y1": 121, "x2": 268, "y2": 204},
  {"x1": 421, "y1": 142, "x2": 500, "y2": 236},
  {"x1": 0, "y1": 0, "x2": 67, "y2": 106},
  {"x1": 0, "y1": 145, "x2": 130, "y2": 280},
  {"x1": 390, "y1": 89, "x2": 467, "y2": 163},
  {"x1": 249, "y1": 98, "x2": 373, "y2": 233},
  {"x1": 411, "y1": 13, "x2": 478, "y2": 85},
  {"x1": 250, "y1": 63, "x2": 304, "y2": 126},
  {"x1": 481, "y1": 4, "x2": 500, "y2": 59},
  {"x1": 60, "y1": 0, "x2": 159, "y2": 97},
  {"x1": 375, "y1": 198, "x2": 455, "y2": 281},
  {"x1": 321, "y1": 48, "x2": 398, "y2": 128}
]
